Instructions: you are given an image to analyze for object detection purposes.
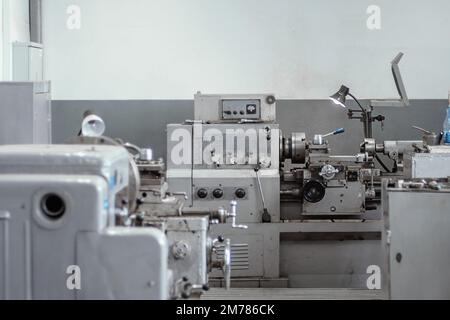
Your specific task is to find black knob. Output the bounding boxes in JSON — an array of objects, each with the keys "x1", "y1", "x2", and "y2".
[
  {"x1": 197, "y1": 188, "x2": 208, "y2": 199},
  {"x1": 303, "y1": 180, "x2": 326, "y2": 203},
  {"x1": 212, "y1": 188, "x2": 224, "y2": 199},
  {"x1": 235, "y1": 188, "x2": 246, "y2": 199},
  {"x1": 266, "y1": 95, "x2": 276, "y2": 105}
]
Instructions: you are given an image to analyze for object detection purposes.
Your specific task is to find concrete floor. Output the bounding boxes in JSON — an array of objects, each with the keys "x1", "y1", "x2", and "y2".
[{"x1": 201, "y1": 288, "x2": 385, "y2": 300}]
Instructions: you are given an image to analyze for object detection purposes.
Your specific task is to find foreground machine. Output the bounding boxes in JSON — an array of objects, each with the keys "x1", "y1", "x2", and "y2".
[
  {"x1": 0, "y1": 145, "x2": 170, "y2": 299},
  {"x1": 0, "y1": 143, "x2": 235, "y2": 299}
]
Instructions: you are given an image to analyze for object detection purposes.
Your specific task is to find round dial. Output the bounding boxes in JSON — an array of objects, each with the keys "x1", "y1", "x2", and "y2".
[
  {"x1": 235, "y1": 188, "x2": 246, "y2": 199},
  {"x1": 197, "y1": 188, "x2": 208, "y2": 199},
  {"x1": 212, "y1": 188, "x2": 224, "y2": 199},
  {"x1": 303, "y1": 180, "x2": 326, "y2": 203}
]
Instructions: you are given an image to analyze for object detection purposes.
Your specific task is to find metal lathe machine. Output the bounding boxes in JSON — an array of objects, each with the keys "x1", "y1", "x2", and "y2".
[
  {"x1": 166, "y1": 90, "x2": 450, "y2": 295},
  {"x1": 1, "y1": 54, "x2": 450, "y2": 300}
]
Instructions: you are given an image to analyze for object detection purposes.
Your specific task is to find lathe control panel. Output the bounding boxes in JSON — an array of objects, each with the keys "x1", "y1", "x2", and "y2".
[{"x1": 221, "y1": 99, "x2": 261, "y2": 120}]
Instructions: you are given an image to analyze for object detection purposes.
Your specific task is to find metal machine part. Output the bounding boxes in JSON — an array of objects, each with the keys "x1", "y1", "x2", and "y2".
[
  {"x1": 254, "y1": 167, "x2": 271, "y2": 223},
  {"x1": 281, "y1": 129, "x2": 374, "y2": 216},
  {"x1": 220, "y1": 201, "x2": 248, "y2": 229},
  {"x1": 0, "y1": 144, "x2": 130, "y2": 225},
  {"x1": 136, "y1": 196, "x2": 245, "y2": 297},
  {"x1": 403, "y1": 145, "x2": 450, "y2": 179},
  {"x1": 114, "y1": 137, "x2": 243, "y2": 296},
  {"x1": 412, "y1": 126, "x2": 442, "y2": 146},
  {"x1": 168, "y1": 94, "x2": 281, "y2": 282},
  {"x1": 142, "y1": 216, "x2": 212, "y2": 298},
  {"x1": 361, "y1": 138, "x2": 450, "y2": 179},
  {"x1": 319, "y1": 164, "x2": 339, "y2": 180},
  {"x1": 168, "y1": 93, "x2": 385, "y2": 285},
  {"x1": 0, "y1": 143, "x2": 235, "y2": 300},
  {"x1": 382, "y1": 178, "x2": 450, "y2": 299},
  {"x1": 331, "y1": 53, "x2": 409, "y2": 140},
  {"x1": 313, "y1": 128, "x2": 345, "y2": 146},
  {"x1": 194, "y1": 92, "x2": 276, "y2": 122},
  {"x1": 303, "y1": 180, "x2": 326, "y2": 203},
  {"x1": 167, "y1": 85, "x2": 445, "y2": 287},
  {"x1": 361, "y1": 138, "x2": 423, "y2": 173},
  {"x1": 66, "y1": 135, "x2": 141, "y2": 213},
  {"x1": 282, "y1": 132, "x2": 307, "y2": 164},
  {"x1": 0, "y1": 145, "x2": 170, "y2": 300},
  {"x1": 223, "y1": 239, "x2": 231, "y2": 289},
  {"x1": 370, "y1": 52, "x2": 409, "y2": 108},
  {"x1": 167, "y1": 121, "x2": 281, "y2": 223},
  {"x1": 221, "y1": 99, "x2": 261, "y2": 120}
]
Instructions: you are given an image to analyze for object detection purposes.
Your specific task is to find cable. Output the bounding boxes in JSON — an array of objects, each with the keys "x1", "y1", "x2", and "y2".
[{"x1": 348, "y1": 93, "x2": 365, "y2": 112}]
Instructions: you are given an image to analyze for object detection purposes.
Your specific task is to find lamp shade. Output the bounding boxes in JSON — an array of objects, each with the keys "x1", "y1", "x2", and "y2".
[
  {"x1": 329, "y1": 85, "x2": 349, "y2": 108},
  {"x1": 81, "y1": 111, "x2": 105, "y2": 137}
]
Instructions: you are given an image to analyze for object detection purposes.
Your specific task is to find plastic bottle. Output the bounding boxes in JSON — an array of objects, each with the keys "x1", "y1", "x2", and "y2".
[{"x1": 444, "y1": 103, "x2": 450, "y2": 145}]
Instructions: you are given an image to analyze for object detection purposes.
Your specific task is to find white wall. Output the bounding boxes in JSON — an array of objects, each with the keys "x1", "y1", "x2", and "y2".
[
  {"x1": 2, "y1": 0, "x2": 30, "y2": 80},
  {"x1": 42, "y1": 0, "x2": 450, "y2": 100},
  {"x1": 0, "y1": 0, "x2": 3, "y2": 78}
]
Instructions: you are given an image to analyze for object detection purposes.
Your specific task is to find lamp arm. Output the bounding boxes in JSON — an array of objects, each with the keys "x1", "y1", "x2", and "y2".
[{"x1": 347, "y1": 93, "x2": 365, "y2": 112}]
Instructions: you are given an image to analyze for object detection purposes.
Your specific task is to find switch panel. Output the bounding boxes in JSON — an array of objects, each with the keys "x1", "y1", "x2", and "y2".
[
  {"x1": 221, "y1": 99, "x2": 261, "y2": 120},
  {"x1": 194, "y1": 186, "x2": 249, "y2": 200}
]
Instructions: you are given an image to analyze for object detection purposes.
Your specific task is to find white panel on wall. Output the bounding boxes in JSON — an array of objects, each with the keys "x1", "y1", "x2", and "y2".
[
  {"x1": 9, "y1": 0, "x2": 30, "y2": 42},
  {"x1": 42, "y1": 0, "x2": 450, "y2": 100},
  {"x1": 12, "y1": 42, "x2": 44, "y2": 81},
  {"x1": 2, "y1": 0, "x2": 30, "y2": 80}
]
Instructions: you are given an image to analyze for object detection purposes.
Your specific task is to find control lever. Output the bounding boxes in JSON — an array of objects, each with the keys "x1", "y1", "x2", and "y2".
[
  {"x1": 168, "y1": 191, "x2": 188, "y2": 200},
  {"x1": 313, "y1": 128, "x2": 345, "y2": 145},
  {"x1": 254, "y1": 166, "x2": 271, "y2": 223},
  {"x1": 413, "y1": 125, "x2": 433, "y2": 135},
  {"x1": 227, "y1": 201, "x2": 248, "y2": 229},
  {"x1": 215, "y1": 202, "x2": 247, "y2": 228},
  {"x1": 123, "y1": 142, "x2": 142, "y2": 160}
]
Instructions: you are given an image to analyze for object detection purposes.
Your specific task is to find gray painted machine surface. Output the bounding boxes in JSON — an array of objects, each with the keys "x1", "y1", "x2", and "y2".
[
  {"x1": 0, "y1": 145, "x2": 170, "y2": 299},
  {"x1": 383, "y1": 178, "x2": 450, "y2": 299},
  {"x1": 167, "y1": 94, "x2": 283, "y2": 280},
  {"x1": 405, "y1": 146, "x2": 450, "y2": 178},
  {"x1": 0, "y1": 144, "x2": 129, "y2": 225}
]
